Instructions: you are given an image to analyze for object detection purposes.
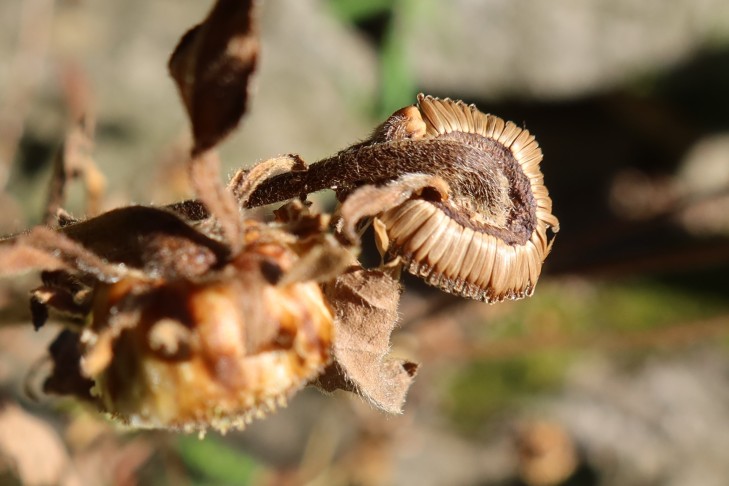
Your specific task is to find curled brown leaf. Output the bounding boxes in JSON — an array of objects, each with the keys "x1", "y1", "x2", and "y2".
[
  {"x1": 60, "y1": 205, "x2": 231, "y2": 279},
  {"x1": 168, "y1": 0, "x2": 259, "y2": 155},
  {"x1": 0, "y1": 227, "x2": 126, "y2": 282}
]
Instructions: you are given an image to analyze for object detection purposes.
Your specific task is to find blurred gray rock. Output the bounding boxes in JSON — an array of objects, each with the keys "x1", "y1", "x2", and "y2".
[
  {"x1": 551, "y1": 351, "x2": 729, "y2": 486},
  {"x1": 0, "y1": 0, "x2": 377, "y2": 205},
  {"x1": 407, "y1": 0, "x2": 729, "y2": 99}
]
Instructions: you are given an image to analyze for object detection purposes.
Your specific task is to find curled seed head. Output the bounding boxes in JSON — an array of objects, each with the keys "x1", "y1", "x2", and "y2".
[{"x1": 379, "y1": 95, "x2": 559, "y2": 303}]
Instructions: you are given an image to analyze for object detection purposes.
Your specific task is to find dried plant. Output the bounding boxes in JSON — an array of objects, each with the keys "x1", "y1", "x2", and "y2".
[
  {"x1": 246, "y1": 95, "x2": 560, "y2": 302},
  {"x1": 0, "y1": 0, "x2": 558, "y2": 433}
]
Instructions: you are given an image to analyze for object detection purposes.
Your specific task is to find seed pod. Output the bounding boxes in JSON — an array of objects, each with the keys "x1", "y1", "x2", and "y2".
[
  {"x1": 375, "y1": 95, "x2": 559, "y2": 302},
  {"x1": 247, "y1": 94, "x2": 559, "y2": 303}
]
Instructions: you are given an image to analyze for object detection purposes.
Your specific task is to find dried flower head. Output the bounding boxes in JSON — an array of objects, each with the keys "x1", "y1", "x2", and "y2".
[
  {"x1": 0, "y1": 0, "x2": 425, "y2": 429},
  {"x1": 2, "y1": 193, "x2": 351, "y2": 433},
  {"x1": 76, "y1": 214, "x2": 336, "y2": 432}
]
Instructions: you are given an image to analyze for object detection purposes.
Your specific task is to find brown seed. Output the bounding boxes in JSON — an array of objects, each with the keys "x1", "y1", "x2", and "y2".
[
  {"x1": 438, "y1": 223, "x2": 466, "y2": 280},
  {"x1": 405, "y1": 206, "x2": 444, "y2": 254},
  {"x1": 387, "y1": 202, "x2": 431, "y2": 242},
  {"x1": 444, "y1": 225, "x2": 470, "y2": 286}
]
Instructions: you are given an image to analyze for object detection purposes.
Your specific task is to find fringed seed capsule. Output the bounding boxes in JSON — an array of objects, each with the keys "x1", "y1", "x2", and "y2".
[
  {"x1": 375, "y1": 95, "x2": 559, "y2": 302},
  {"x1": 246, "y1": 94, "x2": 559, "y2": 303}
]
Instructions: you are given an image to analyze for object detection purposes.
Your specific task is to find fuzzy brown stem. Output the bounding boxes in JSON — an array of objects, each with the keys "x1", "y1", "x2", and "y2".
[
  {"x1": 245, "y1": 136, "x2": 536, "y2": 243},
  {"x1": 247, "y1": 138, "x2": 505, "y2": 205}
]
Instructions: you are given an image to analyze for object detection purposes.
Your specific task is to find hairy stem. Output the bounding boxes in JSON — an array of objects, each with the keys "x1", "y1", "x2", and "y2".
[{"x1": 245, "y1": 137, "x2": 508, "y2": 207}]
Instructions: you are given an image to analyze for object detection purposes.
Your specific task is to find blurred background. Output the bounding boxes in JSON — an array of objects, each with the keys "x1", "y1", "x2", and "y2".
[{"x1": 2, "y1": 0, "x2": 729, "y2": 485}]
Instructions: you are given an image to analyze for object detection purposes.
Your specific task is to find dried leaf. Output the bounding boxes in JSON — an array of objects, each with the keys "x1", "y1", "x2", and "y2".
[
  {"x1": 168, "y1": 0, "x2": 259, "y2": 154},
  {"x1": 1, "y1": 206, "x2": 230, "y2": 282},
  {"x1": 0, "y1": 227, "x2": 125, "y2": 282},
  {"x1": 319, "y1": 268, "x2": 418, "y2": 414},
  {"x1": 167, "y1": 0, "x2": 260, "y2": 250},
  {"x1": 0, "y1": 243, "x2": 68, "y2": 275},
  {"x1": 165, "y1": 199, "x2": 210, "y2": 221},
  {"x1": 60, "y1": 205, "x2": 230, "y2": 278}
]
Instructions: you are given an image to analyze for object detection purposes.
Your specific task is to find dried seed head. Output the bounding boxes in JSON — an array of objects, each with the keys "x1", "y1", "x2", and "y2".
[
  {"x1": 376, "y1": 95, "x2": 559, "y2": 302},
  {"x1": 42, "y1": 217, "x2": 336, "y2": 434},
  {"x1": 242, "y1": 94, "x2": 558, "y2": 303}
]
